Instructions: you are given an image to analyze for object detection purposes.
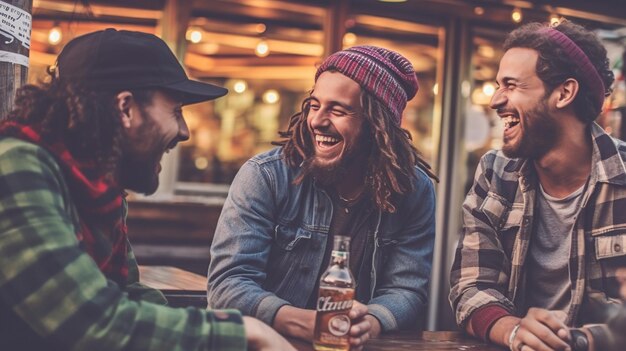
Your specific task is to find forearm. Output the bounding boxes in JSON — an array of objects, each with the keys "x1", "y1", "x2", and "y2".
[
  {"x1": 487, "y1": 315, "x2": 521, "y2": 347},
  {"x1": 273, "y1": 305, "x2": 316, "y2": 341}
]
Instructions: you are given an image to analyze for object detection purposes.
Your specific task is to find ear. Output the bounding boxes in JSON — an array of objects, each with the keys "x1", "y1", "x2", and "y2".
[
  {"x1": 115, "y1": 91, "x2": 135, "y2": 129},
  {"x1": 554, "y1": 78, "x2": 579, "y2": 109}
]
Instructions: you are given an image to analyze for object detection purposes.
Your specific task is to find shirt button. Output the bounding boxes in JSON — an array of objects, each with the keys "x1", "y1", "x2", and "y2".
[{"x1": 614, "y1": 243, "x2": 622, "y2": 252}]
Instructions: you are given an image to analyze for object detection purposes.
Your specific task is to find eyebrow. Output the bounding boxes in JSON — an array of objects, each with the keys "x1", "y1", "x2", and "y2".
[
  {"x1": 309, "y1": 96, "x2": 355, "y2": 112},
  {"x1": 496, "y1": 77, "x2": 519, "y2": 85}
]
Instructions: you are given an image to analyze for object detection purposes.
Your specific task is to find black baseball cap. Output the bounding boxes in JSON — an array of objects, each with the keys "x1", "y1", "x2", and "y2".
[{"x1": 56, "y1": 28, "x2": 227, "y2": 105}]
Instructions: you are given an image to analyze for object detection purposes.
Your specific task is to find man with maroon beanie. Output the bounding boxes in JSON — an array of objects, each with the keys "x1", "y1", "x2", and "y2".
[
  {"x1": 450, "y1": 20, "x2": 620, "y2": 351},
  {"x1": 208, "y1": 46, "x2": 437, "y2": 348}
]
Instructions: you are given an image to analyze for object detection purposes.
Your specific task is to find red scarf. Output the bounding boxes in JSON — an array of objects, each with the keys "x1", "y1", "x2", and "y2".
[{"x1": 0, "y1": 121, "x2": 128, "y2": 285}]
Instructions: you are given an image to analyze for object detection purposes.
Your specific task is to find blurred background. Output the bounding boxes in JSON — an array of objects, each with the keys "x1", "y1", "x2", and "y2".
[{"x1": 15, "y1": 0, "x2": 626, "y2": 330}]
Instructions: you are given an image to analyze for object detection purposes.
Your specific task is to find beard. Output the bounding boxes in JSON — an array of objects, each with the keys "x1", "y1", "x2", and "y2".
[
  {"x1": 502, "y1": 98, "x2": 559, "y2": 160},
  {"x1": 304, "y1": 155, "x2": 348, "y2": 187},
  {"x1": 119, "y1": 150, "x2": 161, "y2": 195},
  {"x1": 301, "y1": 135, "x2": 369, "y2": 188},
  {"x1": 118, "y1": 106, "x2": 164, "y2": 195}
]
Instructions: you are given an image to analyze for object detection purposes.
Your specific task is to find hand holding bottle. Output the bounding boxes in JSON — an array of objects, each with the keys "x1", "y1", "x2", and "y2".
[{"x1": 347, "y1": 300, "x2": 379, "y2": 350}]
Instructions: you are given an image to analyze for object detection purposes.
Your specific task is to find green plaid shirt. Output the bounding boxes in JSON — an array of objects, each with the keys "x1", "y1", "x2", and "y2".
[
  {"x1": 0, "y1": 138, "x2": 246, "y2": 351},
  {"x1": 450, "y1": 122, "x2": 626, "y2": 328}
]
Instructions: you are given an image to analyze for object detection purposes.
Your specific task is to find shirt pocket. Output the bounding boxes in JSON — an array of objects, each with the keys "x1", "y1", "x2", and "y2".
[
  {"x1": 589, "y1": 227, "x2": 626, "y2": 298},
  {"x1": 479, "y1": 192, "x2": 522, "y2": 231},
  {"x1": 594, "y1": 231, "x2": 626, "y2": 259}
]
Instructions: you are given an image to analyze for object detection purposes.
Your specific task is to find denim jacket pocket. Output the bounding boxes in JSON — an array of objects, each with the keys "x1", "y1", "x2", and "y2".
[
  {"x1": 274, "y1": 225, "x2": 312, "y2": 251},
  {"x1": 264, "y1": 225, "x2": 318, "y2": 304},
  {"x1": 374, "y1": 236, "x2": 398, "y2": 271},
  {"x1": 479, "y1": 192, "x2": 521, "y2": 230}
]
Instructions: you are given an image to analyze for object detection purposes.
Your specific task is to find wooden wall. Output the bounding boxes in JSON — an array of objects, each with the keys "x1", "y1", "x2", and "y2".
[{"x1": 126, "y1": 199, "x2": 223, "y2": 275}]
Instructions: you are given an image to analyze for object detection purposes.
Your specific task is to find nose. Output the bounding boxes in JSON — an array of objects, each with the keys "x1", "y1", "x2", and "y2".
[
  {"x1": 308, "y1": 108, "x2": 330, "y2": 130},
  {"x1": 178, "y1": 116, "x2": 190, "y2": 142},
  {"x1": 489, "y1": 88, "x2": 507, "y2": 110}
]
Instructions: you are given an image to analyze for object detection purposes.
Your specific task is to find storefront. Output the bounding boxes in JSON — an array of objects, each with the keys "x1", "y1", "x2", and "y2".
[{"x1": 18, "y1": 0, "x2": 626, "y2": 330}]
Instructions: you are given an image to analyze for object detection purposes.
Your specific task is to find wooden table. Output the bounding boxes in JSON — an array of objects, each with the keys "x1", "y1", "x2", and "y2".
[
  {"x1": 289, "y1": 331, "x2": 504, "y2": 350},
  {"x1": 139, "y1": 265, "x2": 208, "y2": 307},
  {"x1": 139, "y1": 266, "x2": 503, "y2": 350}
]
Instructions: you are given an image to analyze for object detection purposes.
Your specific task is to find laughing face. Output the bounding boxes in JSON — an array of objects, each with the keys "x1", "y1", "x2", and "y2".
[
  {"x1": 120, "y1": 90, "x2": 189, "y2": 194},
  {"x1": 306, "y1": 71, "x2": 368, "y2": 185},
  {"x1": 490, "y1": 48, "x2": 559, "y2": 159}
]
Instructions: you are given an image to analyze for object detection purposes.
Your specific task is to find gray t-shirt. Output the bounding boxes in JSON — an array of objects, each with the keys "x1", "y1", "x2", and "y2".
[{"x1": 525, "y1": 183, "x2": 584, "y2": 312}]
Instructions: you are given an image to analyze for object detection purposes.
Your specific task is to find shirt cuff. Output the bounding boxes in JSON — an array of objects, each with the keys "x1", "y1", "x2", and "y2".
[
  {"x1": 470, "y1": 305, "x2": 512, "y2": 342},
  {"x1": 586, "y1": 324, "x2": 612, "y2": 351},
  {"x1": 255, "y1": 294, "x2": 291, "y2": 326},
  {"x1": 367, "y1": 304, "x2": 398, "y2": 331},
  {"x1": 208, "y1": 309, "x2": 247, "y2": 351}
]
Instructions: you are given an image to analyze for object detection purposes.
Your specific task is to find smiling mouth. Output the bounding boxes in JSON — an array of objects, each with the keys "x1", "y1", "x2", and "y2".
[
  {"x1": 315, "y1": 134, "x2": 342, "y2": 148},
  {"x1": 502, "y1": 115, "x2": 520, "y2": 129}
]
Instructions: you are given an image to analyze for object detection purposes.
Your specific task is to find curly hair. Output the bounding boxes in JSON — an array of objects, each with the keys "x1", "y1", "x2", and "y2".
[
  {"x1": 5, "y1": 73, "x2": 154, "y2": 182},
  {"x1": 275, "y1": 90, "x2": 437, "y2": 213},
  {"x1": 503, "y1": 20, "x2": 615, "y2": 123}
]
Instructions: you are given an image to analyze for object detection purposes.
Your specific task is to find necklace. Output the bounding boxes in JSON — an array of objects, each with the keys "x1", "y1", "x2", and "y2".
[{"x1": 338, "y1": 193, "x2": 361, "y2": 214}]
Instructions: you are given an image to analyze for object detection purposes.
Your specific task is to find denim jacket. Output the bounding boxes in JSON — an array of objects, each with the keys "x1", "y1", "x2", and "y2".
[{"x1": 207, "y1": 147, "x2": 435, "y2": 331}]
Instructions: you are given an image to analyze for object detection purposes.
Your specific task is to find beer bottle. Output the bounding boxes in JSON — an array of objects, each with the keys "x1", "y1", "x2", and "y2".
[{"x1": 313, "y1": 235, "x2": 355, "y2": 351}]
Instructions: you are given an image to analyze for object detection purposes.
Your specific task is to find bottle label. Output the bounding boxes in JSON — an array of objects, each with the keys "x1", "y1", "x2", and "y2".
[
  {"x1": 317, "y1": 295, "x2": 353, "y2": 312},
  {"x1": 328, "y1": 315, "x2": 351, "y2": 336},
  {"x1": 331, "y1": 250, "x2": 348, "y2": 259}
]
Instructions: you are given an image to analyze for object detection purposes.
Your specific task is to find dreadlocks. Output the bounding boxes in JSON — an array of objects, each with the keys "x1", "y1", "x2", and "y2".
[{"x1": 276, "y1": 90, "x2": 437, "y2": 213}]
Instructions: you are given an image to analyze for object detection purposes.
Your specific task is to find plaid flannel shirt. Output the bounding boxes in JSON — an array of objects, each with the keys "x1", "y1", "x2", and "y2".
[
  {"x1": 450, "y1": 123, "x2": 626, "y2": 332},
  {"x1": 0, "y1": 138, "x2": 246, "y2": 351}
]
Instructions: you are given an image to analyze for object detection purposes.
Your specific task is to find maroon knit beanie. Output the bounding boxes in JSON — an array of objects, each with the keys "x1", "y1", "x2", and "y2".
[
  {"x1": 315, "y1": 45, "x2": 419, "y2": 125},
  {"x1": 537, "y1": 27, "x2": 606, "y2": 114}
]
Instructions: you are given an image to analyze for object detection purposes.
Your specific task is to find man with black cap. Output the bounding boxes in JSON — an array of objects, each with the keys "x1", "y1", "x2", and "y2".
[
  {"x1": 450, "y1": 20, "x2": 621, "y2": 351},
  {"x1": 207, "y1": 45, "x2": 437, "y2": 348},
  {"x1": 0, "y1": 29, "x2": 294, "y2": 351}
]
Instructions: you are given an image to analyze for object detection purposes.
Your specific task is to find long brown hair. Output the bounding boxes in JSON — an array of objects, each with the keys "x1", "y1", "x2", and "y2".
[
  {"x1": 4, "y1": 74, "x2": 153, "y2": 182},
  {"x1": 275, "y1": 90, "x2": 437, "y2": 213}
]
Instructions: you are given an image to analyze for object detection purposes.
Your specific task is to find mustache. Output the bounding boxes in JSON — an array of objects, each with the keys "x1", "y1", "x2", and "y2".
[{"x1": 497, "y1": 108, "x2": 517, "y2": 115}]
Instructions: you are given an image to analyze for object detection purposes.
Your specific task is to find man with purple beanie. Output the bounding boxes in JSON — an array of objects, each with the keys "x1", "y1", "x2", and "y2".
[
  {"x1": 208, "y1": 46, "x2": 437, "y2": 347},
  {"x1": 450, "y1": 19, "x2": 621, "y2": 351}
]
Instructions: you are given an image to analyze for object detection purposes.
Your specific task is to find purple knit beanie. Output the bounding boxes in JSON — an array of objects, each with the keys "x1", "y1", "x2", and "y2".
[
  {"x1": 537, "y1": 27, "x2": 606, "y2": 114},
  {"x1": 315, "y1": 45, "x2": 419, "y2": 125}
]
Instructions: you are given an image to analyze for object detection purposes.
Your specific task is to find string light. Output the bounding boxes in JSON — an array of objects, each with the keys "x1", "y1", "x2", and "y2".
[
  {"x1": 474, "y1": 7, "x2": 485, "y2": 16},
  {"x1": 255, "y1": 23, "x2": 267, "y2": 34},
  {"x1": 343, "y1": 32, "x2": 357, "y2": 47},
  {"x1": 233, "y1": 80, "x2": 247, "y2": 94},
  {"x1": 186, "y1": 28, "x2": 203, "y2": 43},
  {"x1": 511, "y1": 8, "x2": 523, "y2": 23},
  {"x1": 48, "y1": 26, "x2": 62, "y2": 45},
  {"x1": 255, "y1": 40, "x2": 270, "y2": 57},
  {"x1": 549, "y1": 14, "x2": 561, "y2": 26},
  {"x1": 263, "y1": 89, "x2": 280, "y2": 104},
  {"x1": 482, "y1": 82, "x2": 496, "y2": 97}
]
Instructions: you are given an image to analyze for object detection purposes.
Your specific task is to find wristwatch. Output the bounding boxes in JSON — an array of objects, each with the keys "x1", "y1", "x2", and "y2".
[{"x1": 569, "y1": 329, "x2": 589, "y2": 351}]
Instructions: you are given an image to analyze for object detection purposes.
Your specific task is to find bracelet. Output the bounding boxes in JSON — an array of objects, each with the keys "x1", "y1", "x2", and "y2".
[
  {"x1": 508, "y1": 323, "x2": 521, "y2": 351},
  {"x1": 569, "y1": 329, "x2": 589, "y2": 351}
]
